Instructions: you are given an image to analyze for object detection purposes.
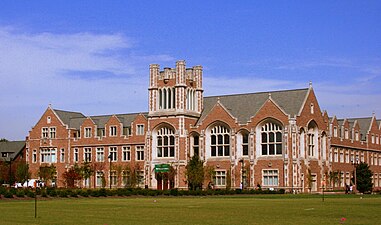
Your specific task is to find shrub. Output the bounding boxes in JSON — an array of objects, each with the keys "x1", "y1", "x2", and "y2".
[
  {"x1": 16, "y1": 189, "x2": 25, "y2": 197},
  {"x1": 58, "y1": 190, "x2": 68, "y2": 198},
  {"x1": 41, "y1": 190, "x2": 48, "y2": 197},
  {"x1": 4, "y1": 191, "x2": 14, "y2": 198},
  {"x1": 26, "y1": 190, "x2": 35, "y2": 198},
  {"x1": 99, "y1": 188, "x2": 107, "y2": 197}
]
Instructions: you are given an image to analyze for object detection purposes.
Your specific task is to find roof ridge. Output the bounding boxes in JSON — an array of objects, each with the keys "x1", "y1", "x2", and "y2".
[
  {"x1": 90, "y1": 112, "x2": 148, "y2": 118},
  {"x1": 204, "y1": 88, "x2": 309, "y2": 99}
]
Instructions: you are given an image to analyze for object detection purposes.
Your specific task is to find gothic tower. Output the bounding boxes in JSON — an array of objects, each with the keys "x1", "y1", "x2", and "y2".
[{"x1": 147, "y1": 60, "x2": 203, "y2": 190}]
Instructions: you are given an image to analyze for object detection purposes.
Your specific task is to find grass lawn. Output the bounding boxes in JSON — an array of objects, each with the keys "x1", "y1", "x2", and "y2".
[{"x1": 1, "y1": 195, "x2": 381, "y2": 225}]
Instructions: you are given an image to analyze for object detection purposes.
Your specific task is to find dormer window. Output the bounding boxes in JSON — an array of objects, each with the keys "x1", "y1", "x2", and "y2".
[
  {"x1": 110, "y1": 126, "x2": 117, "y2": 137},
  {"x1": 84, "y1": 127, "x2": 92, "y2": 138},
  {"x1": 333, "y1": 127, "x2": 338, "y2": 137}
]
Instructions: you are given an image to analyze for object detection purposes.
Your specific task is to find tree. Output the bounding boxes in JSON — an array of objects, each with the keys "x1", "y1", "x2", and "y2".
[
  {"x1": 0, "y1": 138, "x2": 9, "y2": 142},
  {"x1": 328, "y1": 170, "x2": 340, "y2": 189},
  {"x1": 15, "y1": 162, "x2": 30, "y2": 184},
  {"x1": 80, "y1": 162, "x2": 94, "y2": 188},
  {"x1": 355, "y1": 162, "x2": 373, "y2": 193},
  {"x1": 63, "y1": 166, "x2": 82, "y2": 188},
  {"x1": 185, "y1": 155, "x2": 205, "y2": 190},
  {"x1": 38, "y1": 165, "x2": 56, "y2": 185}
]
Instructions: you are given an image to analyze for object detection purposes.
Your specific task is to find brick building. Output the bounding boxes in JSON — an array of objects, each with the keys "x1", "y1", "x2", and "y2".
[{"x1": 26, "y1": 60, "x2": 381, "y2": 192}]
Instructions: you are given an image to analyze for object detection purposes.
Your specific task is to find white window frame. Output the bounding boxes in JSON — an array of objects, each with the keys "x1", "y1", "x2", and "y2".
[
  {"x1": 40, "y1": 148, "x2": 57, "y2": 163},
  {"x1": 110, "y1": 126, "x2": 117, "y2": 137},
  {"x1": 213, "y1": 170, "x2": 226, "y2": 187},
  {"x1": 109, "y1": 146, "x2": 117, "y2": 162},
  {"x1": 210, "y1": 125, "x2": 230, "y2": 157},
  {"x1": 260, "y1": 122, "x2": 282, "y2": 156},
  {"x1": 122, "y1": 146, "x2": 131, "y2": 161},
  {"x1": 84, "y1": 147, "x2": 92, "y2": 162},
  {"x1": 136, "y1": 124, "x2": 145, "y2": 135},
  {"x1": 49, "y1": 127, "x2": 56, "y2": 139},
  {"x1": 262, "y1": 169, "x2": 279, "y2": 187},
  {"x1": 60, "y1": 148, "x2": 65, "y2": 163},
  {"x1": 74, "y1": 148, "x2": 79, "y2": 162},
  {"x1": 136, "y1": 146, "x2": 144, "y2": 161},
  {"x1": 42, "y1": 127, "x2": 49, "y2": 138},
  {"x1": 84, "y1": 127, "x2": 92, "y2": 138},
  {"x1": 96, "y1": 147, "x2": 104, "y2": 162},
  {"x1": 157, "y1": 127, "x2": 175, "y2": 158}
]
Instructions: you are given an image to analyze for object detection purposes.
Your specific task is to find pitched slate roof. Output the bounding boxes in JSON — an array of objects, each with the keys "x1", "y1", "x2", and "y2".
[
  {"x1": 54, "y1": 109, "x2": 85, "y2": 125},
  {"x1": 347, "y1": 117, "x2": 372, "y2": 141},
  {"x1": 68, "y1": 113, "x2": 148, "y2": 129},
  {"x1": 198, "y1": 88, "x2": 309, "y2": 125},
  {"x1": 0, "y1": 141, "x2": 25, "y2": 161}
]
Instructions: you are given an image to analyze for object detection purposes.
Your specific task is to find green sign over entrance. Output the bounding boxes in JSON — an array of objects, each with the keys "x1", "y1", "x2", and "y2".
[{"x1": 154, "y1": 164, "x2": 170, "y2": 173}]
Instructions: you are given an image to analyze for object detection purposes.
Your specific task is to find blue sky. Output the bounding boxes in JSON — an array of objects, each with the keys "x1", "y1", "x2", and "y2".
[{"x1": 1, "y1": 1, "x2": 380, "y2": 140}]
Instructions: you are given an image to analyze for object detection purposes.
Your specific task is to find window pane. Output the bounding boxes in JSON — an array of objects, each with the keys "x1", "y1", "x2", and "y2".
[
  {"x1": 243, "y1": 145, "x2": 248, "y2": 156},
  {"x1": 276, "y1": 144, "x2": 282, "y2": 155},
  {"x1": 262, "y1": 133, "x2": 267, "y2": 143},
  {"x1": 276, "y1": 132, "x2": 282, "y2": 142},
  {"x1": 218, "y1": 146, "x2": 223, "y2": 156},
  {"x1": 243, "y1": 133, "x2": 248, "y2": 143},
  {"x1": 218, "y1": 135, "x2": 223, "y2": 144},
  {"x1": 269, "y1": 144, "x2": 275, "y2": 155},
  {"x1": 224, "y1": 134, "x2": 230, "y2": 144},
  {"x1": 262, "y1": 144, "x2": 267, "y2": 155},
  {"x1": 158, "y1": 137, "x2": 162, "y2": 146},
  {"x1": 211, "y1": 135, "x2": 216, "y2": 145},
  {"x1": 211, "y1": 146, "x2": 216, "y2": 156},
  {"x1": 158, "y1": 147, "x2": 162, "y2": 157},
  {"x1": 170, "y1": 147, "x2": 175, "y2": 157},
  {"x1": 194, "y1": 136, "x2": 199, "y2": 145},
  {"x1": 224, "y1": 146, "x2": 230, "y2": 156},
  {"x1": 269, "y1": 132, "x2": 275, "y2": 142},
  {"x1": 170, "y1": 136, "x2": 175, "y2": 145}
]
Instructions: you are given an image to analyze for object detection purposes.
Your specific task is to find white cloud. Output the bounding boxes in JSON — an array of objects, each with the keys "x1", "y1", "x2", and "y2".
[{"x1": 0, "y1": 26, "x2": 173, "y2": 140}]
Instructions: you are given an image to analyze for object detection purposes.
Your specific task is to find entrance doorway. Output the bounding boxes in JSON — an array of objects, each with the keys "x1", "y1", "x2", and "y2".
[{"x1": 156, "y1": 172, "x2": 174, "y2": 190}]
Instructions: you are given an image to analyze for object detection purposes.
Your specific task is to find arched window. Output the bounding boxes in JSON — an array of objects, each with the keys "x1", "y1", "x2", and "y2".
[
  {"x1": 158, "y1": 87, "x2": 176, "y2": 110},
  {"x1": 307, "y1": 121, "x2": 318, "y2": 158},
  {"x1": 157, "y1": 127, "x2": 175, "y2": 158},
  {"x1": 211, "y1": 125, "x2": 230, "y2": 157},
  {"x1": 186, "y1": 88, "x2": 197, "y2": 111},
  {"x1": 260, "y1": 122, "x2": 282, "y2": 156},
  {"x1": 191, "y1": 134, "x2": 200, "y2": 157}
]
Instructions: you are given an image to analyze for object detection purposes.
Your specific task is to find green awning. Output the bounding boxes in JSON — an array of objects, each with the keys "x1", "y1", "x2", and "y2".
[{"x1": 154, "y1": 164, "x2": 170, "y2": 173}]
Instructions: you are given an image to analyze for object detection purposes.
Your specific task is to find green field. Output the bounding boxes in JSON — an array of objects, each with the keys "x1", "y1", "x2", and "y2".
[{"x1": 1, "y1": 195, "x2": 380, "y2": 225}]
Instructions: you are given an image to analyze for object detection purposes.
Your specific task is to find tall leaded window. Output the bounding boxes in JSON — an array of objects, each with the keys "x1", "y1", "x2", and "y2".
[
  {"x1": 242, "y1": 132, "x2": 249, "y2": 156},
  {"x1": 307, "y1": 121, "x2": 318, "y2": 157},
  {"x1": 42, "y1": 127, "x2": 49, "y2": 138},
  {"x1": 136, "y1": 146, "x2": 144, "y2": 161},
  {"x1": 109, "y1": 146, "x2": 117, "y2": 162},
  {"x1": 211, "y1": 125, "x2": 230, "y2": 157},
  {"x1": 192, "y1": 135, "x2": 200, "y2": 156},
  {"x1": 96, "y1": 147, "x2": 104, "y2": 162},
  {"x1": 96, "y1": 171, "x2": 104, "y2": 187},
  {"x1": 49, "y1": 127, "x2": 56, "y2": 139},
  {"x1": 186, "y1": 88, "x2": 197, "y2": 111},
  {"x1": 84, "y1": 147, "x2": 92, "y2": 162},
  {"x1": 261, "y1": 122, "x2": 282, "y2": 156},
  {"x1": 158, "y1": 87, "x2": 176, "y2": 110},
  {"x1": 122, "y1": 146, "x2": 131, "y2": 161},
  {"x1": 110, "y1": 170, "x2": 117, "y2": 186},
  {"x1": 157, "y1": 127, "x2": 175, "y2": 158}
]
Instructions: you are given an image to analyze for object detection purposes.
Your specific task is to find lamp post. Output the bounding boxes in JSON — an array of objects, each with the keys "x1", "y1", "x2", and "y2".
[
  {"x1": 8, "y1": 156, "x2": 13, "y2": 186},
  {"x1": 239, "y1": 159, "x2": 244, "y2": 190},
  {"x1": 108, "y1": 153, "x2": 112, "y2": 189},
  {"x1": 351, "y1": 157, "x2": 359, "y2": 193}
]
